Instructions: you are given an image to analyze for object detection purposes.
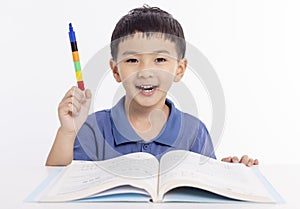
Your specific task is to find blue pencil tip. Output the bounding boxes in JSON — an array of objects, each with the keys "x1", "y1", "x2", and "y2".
[{"x1": 68, "y1": 23, "x2": 76, "y2": 41}]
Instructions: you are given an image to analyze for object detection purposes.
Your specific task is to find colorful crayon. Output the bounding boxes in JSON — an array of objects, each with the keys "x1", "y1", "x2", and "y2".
[{"x1": 68, "y1": 23, "x2": 85, "y2": 91}]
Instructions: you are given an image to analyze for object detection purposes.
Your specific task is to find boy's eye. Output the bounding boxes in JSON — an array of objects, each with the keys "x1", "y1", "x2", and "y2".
[
  {"x1": 125, "y1": 58, "x2": 138, "y2": 63},
  {"x1": 155, "y1": 58, "x2": 167, "y2": 63}
]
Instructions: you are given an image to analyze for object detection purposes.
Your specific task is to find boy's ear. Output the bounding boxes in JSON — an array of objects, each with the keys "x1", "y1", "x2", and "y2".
[
  {"x1": 174, "y1": 58, "x2": 187, "y2": 82},
  {"x1": 109, "y1": 58, "x2": 122, "y2": 83}
]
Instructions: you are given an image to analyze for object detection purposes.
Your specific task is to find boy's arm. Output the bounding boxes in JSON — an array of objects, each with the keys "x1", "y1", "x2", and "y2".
[
  {"x1": 46, "y1": 87, "x2": 92, "y2": 166},
  {"x1": 46, "y1": 127, "x2": 76, "y2": 166}
]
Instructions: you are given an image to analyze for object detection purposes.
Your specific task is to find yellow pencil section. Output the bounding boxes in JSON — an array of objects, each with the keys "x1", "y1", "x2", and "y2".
[{"x1": 76, "y1": 71, "x2": 83, "y2": 81}]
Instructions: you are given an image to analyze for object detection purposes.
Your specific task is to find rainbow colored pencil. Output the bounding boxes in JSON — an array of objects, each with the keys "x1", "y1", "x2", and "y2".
[{"x1": 68, "y1": 23, "x2": 85, "y2": 91}]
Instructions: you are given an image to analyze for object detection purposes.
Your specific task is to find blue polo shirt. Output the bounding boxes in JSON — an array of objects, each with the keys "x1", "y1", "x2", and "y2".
[{"x1": 74, "y1": 97, "x2": 216, "y2": 161}]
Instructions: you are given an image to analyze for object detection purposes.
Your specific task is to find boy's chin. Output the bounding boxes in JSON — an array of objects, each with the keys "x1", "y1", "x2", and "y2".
[{"x1": 128, "y1": 93, "x2": 166, "y2": 108}]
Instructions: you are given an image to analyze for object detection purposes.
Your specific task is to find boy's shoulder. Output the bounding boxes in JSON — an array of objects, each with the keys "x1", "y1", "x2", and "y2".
[
  {"x1": 167, "y1": 98, "x2": 206, "y2": 129},
  {"x1": 86, "y1": 109, "x2": 112, "y2": 123},
  {"x1": 180, "y1": 111, "x2": 207, "y2": 129},
  {"x1": 167, "y1": 99, "x2": 208, "y2": 134}
]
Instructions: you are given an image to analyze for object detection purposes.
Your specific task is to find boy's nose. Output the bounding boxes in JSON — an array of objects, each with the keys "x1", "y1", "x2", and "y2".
[{"x1": 137, "y1": 69, "x2": 154, "y2": 79}]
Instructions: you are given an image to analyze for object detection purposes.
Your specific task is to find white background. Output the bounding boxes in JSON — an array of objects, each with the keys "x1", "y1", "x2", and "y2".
[{"x1": 1, "y1": 0, "x2": 299, "y2": 166}]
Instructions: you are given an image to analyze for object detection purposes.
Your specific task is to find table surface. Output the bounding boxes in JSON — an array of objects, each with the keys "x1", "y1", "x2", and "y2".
[{"x1": 1, "y1": 164, "x2": 299, "y2": 209}]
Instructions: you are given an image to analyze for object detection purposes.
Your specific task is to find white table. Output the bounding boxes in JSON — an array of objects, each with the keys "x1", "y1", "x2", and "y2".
[{"x1": 1, "y1": 164, "x2": 299, "y2": 209}]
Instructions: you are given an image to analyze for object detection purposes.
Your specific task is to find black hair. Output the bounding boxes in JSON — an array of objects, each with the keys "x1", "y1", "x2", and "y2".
[{"x1": 110, "y1": 5, "x2": 186, "y2": 60}]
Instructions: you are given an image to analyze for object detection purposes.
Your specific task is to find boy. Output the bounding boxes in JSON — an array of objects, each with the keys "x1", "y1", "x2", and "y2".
[{"x1": 46, "y1": 6, "x2": 258, "y2": 167}]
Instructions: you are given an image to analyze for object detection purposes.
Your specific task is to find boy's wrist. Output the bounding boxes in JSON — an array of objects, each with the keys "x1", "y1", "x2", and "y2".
[{"x1": 58, "y1": 127, "x2": 77, "y2": 137}]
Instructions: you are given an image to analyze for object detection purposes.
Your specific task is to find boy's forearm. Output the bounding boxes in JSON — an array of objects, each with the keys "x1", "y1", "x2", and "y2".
[{"x1": 46, "y1": 128, "x2": 76, "y2": 166}]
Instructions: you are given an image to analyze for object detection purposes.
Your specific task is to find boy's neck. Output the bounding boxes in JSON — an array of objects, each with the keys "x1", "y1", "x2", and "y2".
[{"x1": 124, "y1": 97, "x2": 170, "y2": 142}]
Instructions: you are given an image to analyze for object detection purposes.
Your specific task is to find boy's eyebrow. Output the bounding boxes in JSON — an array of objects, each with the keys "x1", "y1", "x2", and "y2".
[
  {"x1": 121, "y1": 51, "x2": 138, "y2": 56},
  {"x1": 121, "y1": 50, "x2": 171, "y2": 56},
  {"x1": 153, "y1": 50, "x2": 170, "y2": 54}
]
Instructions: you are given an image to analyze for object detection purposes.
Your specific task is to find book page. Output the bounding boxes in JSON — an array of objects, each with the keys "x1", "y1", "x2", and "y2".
[
  {"x1": 40, "y1": 152, "x2": 159, "y2": 202},
  {"x1": 158, "y1": 150, "x2": 276, "y2": 203},
  {"x1": 88, "y1": 185, "x2": 149, "y2": 198}
]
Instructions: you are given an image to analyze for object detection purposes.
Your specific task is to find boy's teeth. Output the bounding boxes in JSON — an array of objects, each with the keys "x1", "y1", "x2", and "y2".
[{"x1": 137, "y1": 85, "x2": 156, "y2": 90}]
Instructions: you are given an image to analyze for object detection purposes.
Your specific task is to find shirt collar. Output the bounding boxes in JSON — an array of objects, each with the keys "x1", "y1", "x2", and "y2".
[{"x1": 110, "y1": 96, "x2": 182, "y2": 147}]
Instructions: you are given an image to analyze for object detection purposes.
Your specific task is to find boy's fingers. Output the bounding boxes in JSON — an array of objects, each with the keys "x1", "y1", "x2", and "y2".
[
  {"x1": 247, "y1": 158, "x2": 254, "y2": 167},
  {"x1": 221, "y1": 155, "x2": 259, "y2": 166},
  {"x1": 240, "y1": 155, "x2": 249, "y2": 165},
  {"x1": 72, "y1": 88, "x2": 85, "y2": 103},
  {"x1": 63, "y1": 91, "x2": 83, "y2": 107},
  {"x1": 62, "y1": 86, "x2": 77, "y2": 100},
  {"x1": 68, "y1": 97, "x2": 81, "y2": 112},
  {"x1": 73, "y1": 91, "x2": 85, "y2": 105},
  {"x1": 63, "y1": 86, "x2": 85, "y2": 102},
  {"x1": 232, "y1": 156, "x2": 239, "y2": 163},
  {"x1": 221, "y1": 157, "x2": 232, "y2": 162},
  {"x1": 60, "y1": 102, "x2": 81, "y2": 117},
  {"x1": 60, "y1": 97, "x2": 81, "y2": 113},
  {"x1": 59, "y1": 103, "x2": 74, "y2": 115}
]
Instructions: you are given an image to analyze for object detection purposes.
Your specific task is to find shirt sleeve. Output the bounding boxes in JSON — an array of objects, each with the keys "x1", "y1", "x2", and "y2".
[
  {"x1": 73, "y1": 111, "x2": 110, "y2": 161},
  {"x1": 190, "y1": 122, "x2": 216, "y2": 159},
  {"x1": 73, "y1": 120, "x2": 100, "y2": 161},
  {"x1": 73, "y1": 136, "x2": 92, "y2": 161}
]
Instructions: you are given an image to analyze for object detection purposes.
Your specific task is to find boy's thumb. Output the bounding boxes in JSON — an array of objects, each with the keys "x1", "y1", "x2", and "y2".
[{"x1": 85, "y1": 89, "x2": 92, "y2": 99}]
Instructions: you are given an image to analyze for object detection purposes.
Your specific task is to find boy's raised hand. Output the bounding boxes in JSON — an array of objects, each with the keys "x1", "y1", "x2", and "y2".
[
  {"x1": 221, "y1": 155, "x2": 259, "y2": 167},
  {"x1": 58, "y1": 86, "x2": 92, "y2": 134}
]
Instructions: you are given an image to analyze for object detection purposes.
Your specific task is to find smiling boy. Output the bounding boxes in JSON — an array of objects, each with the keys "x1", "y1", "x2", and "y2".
[{"x1": 46, "y1": 6, "x2": 258, "y2": 167}]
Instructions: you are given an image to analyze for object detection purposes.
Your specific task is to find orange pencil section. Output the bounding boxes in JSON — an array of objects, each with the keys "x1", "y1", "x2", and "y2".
[{"x1": 72, "y1": 51, "x2": 80, "y2": 62}]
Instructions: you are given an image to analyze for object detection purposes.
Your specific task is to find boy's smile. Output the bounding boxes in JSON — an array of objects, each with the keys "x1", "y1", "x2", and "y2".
[{"x1": 135, "y1": 84, "x2": 158, "y2": 96}]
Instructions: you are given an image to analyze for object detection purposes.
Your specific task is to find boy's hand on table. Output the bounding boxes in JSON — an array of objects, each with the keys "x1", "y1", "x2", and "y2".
[
  {"x1": 58, "y1": 86, "x2": 92, "y2": 134},
  {"x1": 221, "y1": 155, "x2": 259, "y2": 167}
]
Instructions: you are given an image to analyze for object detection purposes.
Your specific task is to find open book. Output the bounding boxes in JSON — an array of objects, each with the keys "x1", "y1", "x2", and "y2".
[{"x1": 28, "y1": 150, "x2": 283, "y2": 203}]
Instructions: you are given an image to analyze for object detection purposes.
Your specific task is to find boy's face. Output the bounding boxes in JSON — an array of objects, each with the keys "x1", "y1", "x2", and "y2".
[{"x1": 110, "y1": 32, "x2": 187, "y2": 108}]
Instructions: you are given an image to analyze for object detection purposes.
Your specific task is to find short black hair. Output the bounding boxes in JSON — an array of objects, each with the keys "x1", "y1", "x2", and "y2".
[{"x1": 110, "y1": 5, "x2": 186, "y2": 60}]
